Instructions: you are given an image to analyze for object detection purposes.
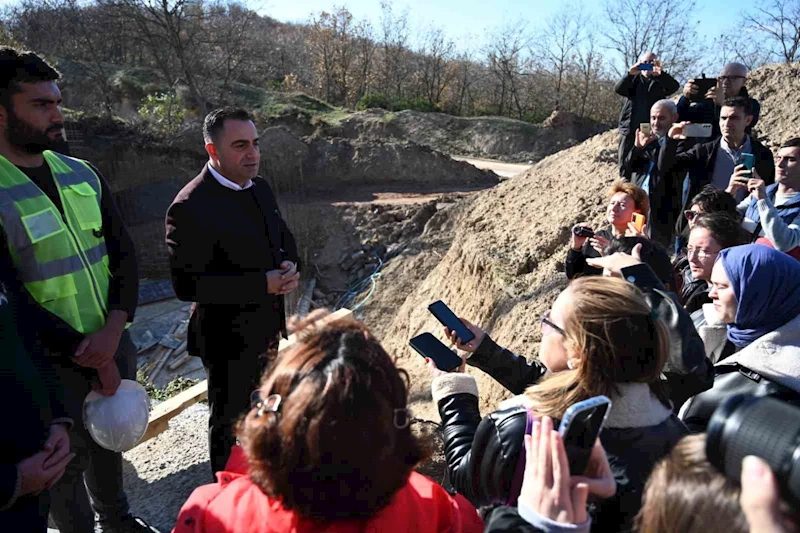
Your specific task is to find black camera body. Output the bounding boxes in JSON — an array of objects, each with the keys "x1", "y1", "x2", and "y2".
[
  {"x1": 707, "y1": 394, "x2": 800, "y2": 505},
  {"x1": 572, "y1": 226, "x2": 594, "y2": 238}
]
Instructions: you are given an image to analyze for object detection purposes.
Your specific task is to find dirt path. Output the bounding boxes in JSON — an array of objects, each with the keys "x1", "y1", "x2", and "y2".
[{"x1": 452, "y1": 155, "x2": 532, "y2": 178}]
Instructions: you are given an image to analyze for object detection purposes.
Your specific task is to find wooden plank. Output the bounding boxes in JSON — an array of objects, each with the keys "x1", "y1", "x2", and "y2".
[
  {"x1": 137, "y1": 380, "x2": 208, "y2": 445},
  {"x1": 135, "y1": 308, "x2": 353, "y2": 447},
  {"x1": 167, "y1": 352, "x2": 192, "y2": 371}
]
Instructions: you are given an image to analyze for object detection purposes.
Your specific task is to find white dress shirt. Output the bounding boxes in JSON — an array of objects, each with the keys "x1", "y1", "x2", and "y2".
[{"x1": 208, "y1": 164, "x2": 253, "y2": 191}]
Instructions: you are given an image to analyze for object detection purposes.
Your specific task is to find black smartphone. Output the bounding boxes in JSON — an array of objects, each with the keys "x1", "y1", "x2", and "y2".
[
  {"x1": 558, "y1": 396, "x2": 612, "y2": 475},
  {"x1": 690, "y1": 75, "x2": 717, "y2": 103},
  {"x1": 409, "y1": 333, "x2": 463, "y2": 371},
  {"x1": 427, "y1": 300, "x2": 475, "y2": 344}
]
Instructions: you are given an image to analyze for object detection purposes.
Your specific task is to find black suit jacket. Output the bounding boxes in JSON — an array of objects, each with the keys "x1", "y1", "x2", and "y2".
[
  {"x1": 625, "y1": 138, "x2": 686, "y2": 247},
  {"x1": 658, "y1": 136, "x2": 775, "y2": 236},
  {"x1": 165, "y1": 166, "x2": 300, "y2": 360}
]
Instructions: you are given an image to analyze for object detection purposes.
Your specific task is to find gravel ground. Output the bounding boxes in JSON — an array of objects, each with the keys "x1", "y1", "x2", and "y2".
[{"x1": 122, "y1": 403, "x2": 212, "y2": 532}]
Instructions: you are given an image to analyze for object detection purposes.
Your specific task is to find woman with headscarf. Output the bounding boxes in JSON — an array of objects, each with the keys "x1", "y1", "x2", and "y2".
[{"x1": 680, "y1": 244, "x2": 800, "y2": 433}]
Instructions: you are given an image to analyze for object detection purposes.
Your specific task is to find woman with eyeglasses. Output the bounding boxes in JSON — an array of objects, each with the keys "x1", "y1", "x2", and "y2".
[
  {"x1": 566, "y1": 181, "x2": 649, "y2": 280},
  {"x1": 673, "y1": 212, "x2": 748, "y2": 314},
  {"x1": 172, "y1": 312, "x2": 484, "y2": 533},
  {"x1": 446, "y1": 241, "x2": 710, "y2": 411},
  {"x1": 680, "y1": 244, "x2": 800, "y2": 433},
  {"x1": 431, "y1": 271, "x2": 688, "y2": 532}
]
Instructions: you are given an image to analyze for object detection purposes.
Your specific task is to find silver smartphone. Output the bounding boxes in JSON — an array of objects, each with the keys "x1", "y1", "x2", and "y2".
[{"x1": 683, "y1": 123, "x2": 713, "y2": 138}]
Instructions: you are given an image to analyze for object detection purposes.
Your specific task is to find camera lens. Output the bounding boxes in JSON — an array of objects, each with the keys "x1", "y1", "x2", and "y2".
[{"x1": 706, "y1": 394, "x2": 800, "y2": 505}]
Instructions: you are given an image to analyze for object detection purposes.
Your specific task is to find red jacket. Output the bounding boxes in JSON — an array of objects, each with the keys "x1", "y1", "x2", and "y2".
[{"x1": 172, "y1": 446, "x2": 483, "y2": 533}]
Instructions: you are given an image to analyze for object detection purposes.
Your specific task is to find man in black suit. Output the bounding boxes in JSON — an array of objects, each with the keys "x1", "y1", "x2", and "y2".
[
  {"x1": 658, "y1": 96, "x2": 775, "y2": 239},
  {"x1": 165, "y1": 108, "x2": 300, "y2": 474},
  {"x1": 624, "y1": 99, "x2": 682, "y2": 248}
]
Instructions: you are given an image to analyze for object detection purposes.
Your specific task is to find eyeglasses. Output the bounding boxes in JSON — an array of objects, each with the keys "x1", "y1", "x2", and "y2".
[
  {"x1": 541, "y1": 310, "x2": 566, "y2": 336},
  {"x1": 719, "y1": 75, "x2": 746, "y2": 82},
  {"x1": 250, "y1": 390, "x2": 282, "y2": 417},
  {"x1": 683, "y1": 210, "x2": 702, "y2": 221},
  {"x1": 686, "y1": 246, "x2": 721, "y2": 260}
]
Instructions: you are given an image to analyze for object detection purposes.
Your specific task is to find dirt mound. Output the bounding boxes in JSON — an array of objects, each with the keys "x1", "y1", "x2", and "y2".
[
  {"x1": 747, "y1": 62, "x2": 800, "y2": 148},
  {"x1": 261, "y1": 126, "x2": 499, "y2": 194},
  {"x1": 355, "y1": 130, "x2": 619, "y2": 419},
  {"x1": 326, "y1": 108, "x2": 610, "y2": 164}
]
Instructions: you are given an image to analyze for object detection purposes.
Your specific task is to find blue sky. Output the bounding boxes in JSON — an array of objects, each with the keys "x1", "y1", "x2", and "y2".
[{"x1": 258, "y1": 0, "x2": 753, "y2": 52}]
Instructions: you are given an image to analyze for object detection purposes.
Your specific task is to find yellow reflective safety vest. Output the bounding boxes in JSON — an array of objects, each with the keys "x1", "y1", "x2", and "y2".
[{"x1": 0, "y1": 151, "x2": 110, "y2": 334}]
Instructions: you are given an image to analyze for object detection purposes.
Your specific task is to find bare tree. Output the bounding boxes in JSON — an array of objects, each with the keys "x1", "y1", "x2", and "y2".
[
  {"x1": 573, "y1": 30, "x2": 603, "y2": 117},
  {"x1": 483, "y1": 21, "x2": 531, "y2": 118},
  {"x1": 352, "y1": 19, "x2": 376, "y2": 104},
  {"x1": 743, "y1": 0, "x2": 800, "y2": 63},
  {"x1": 100, "y1": 0, "x2": 210, "y2": 116},
  {"x1": 538, "y1": 2, "x2": 585, "y2": 111},
  {"x1": 417, "y1": 25, "x2": 456, "y2": 107},
  {"x1": 378, "y1": 0, "x2": 411, "y2": 100},
  {"x1": 708, "y1": 28, "x2": 773, "y2": 71},
  {"x1": 603, "y1": 0, "x2": 701, "y2": 80}
]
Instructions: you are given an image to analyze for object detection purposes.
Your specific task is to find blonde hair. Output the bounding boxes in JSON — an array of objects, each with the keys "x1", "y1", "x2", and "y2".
[
  {"x1": 636, "y1": 435, "x2": 748, "y2": 533},
  {"x1": 525, "y1": 276, "x2": 669, "y2": 418},
  {"x1": 609, "y1": 180, "x2": 650, "y2": 216}
]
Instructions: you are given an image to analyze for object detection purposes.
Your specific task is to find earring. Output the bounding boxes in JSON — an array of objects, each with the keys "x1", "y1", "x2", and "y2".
[{"x1": 567, "y1": 359, "x2": 575, "y2": 370}]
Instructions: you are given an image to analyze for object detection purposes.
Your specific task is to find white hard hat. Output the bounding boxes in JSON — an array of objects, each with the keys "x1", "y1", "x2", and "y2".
[{"x1": 83, "y1": 379, "x2": 150, "y2": 452}]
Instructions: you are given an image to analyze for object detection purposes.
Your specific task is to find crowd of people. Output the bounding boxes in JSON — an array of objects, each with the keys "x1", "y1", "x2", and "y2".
[{"x1": 1, "y1": 44, "x2": 799, "y2": 533}]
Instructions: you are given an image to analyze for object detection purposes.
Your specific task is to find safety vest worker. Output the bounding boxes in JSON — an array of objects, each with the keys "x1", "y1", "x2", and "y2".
[{"x1": 0, "y1": 150, "x2": 110, "y2": 334}]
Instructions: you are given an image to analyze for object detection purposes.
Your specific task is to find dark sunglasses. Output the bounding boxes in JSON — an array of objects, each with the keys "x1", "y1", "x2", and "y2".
[
  {"x1": 541, "y1": 310, "x2": 566, "y2": 336},
  {"x1": 684, "y1": 210, "x2": 703, "y2": 221}
]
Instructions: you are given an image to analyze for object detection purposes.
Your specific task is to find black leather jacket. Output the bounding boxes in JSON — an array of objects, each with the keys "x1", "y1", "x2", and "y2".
[
  {"x1": 468, "y1": 264, "x2": 713, "y2": 411},
  {"x1": 438, "y1": 393, "x2": 688, "y2": 532}
]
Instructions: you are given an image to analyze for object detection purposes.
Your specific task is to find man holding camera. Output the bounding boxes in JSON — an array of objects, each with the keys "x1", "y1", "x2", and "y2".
[
  {"x1": 624, "y1": 99, "x2": 683, "y2": 247},
  {"x1": 614, "y1": 52, "x2": 680, "y2": 179},
  {"x1": 659, "y1": 96, "x2": 774, "y2": 236},
  {"x1": 677, "y1": 62, "x2": 761, "y2": 142}
]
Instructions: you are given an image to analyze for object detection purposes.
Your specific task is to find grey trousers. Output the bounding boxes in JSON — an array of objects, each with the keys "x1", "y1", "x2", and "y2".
[{"x1": 47, "y1": 331, "x2": 136, "y2": 533}]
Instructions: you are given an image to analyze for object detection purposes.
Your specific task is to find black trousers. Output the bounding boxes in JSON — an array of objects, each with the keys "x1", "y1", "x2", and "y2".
[
  {"x1": 202, "y1": 344, "x2": 275, "y2": 476},
  {"x1": 2, "y1": 491, "x2": 49, "y2": 533},
  {"x1": 618, "y1": 132, "x2": 636, "y2": 179},
  {"x1": 47, "y1": 331, "x2": 137, "y2": 533}
]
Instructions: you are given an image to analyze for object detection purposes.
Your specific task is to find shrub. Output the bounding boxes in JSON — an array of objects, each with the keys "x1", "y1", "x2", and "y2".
[
  {"x1": 138, "y1": 92, "x2": 185, "y2": 134},
  {"x1": 357, "y1": 92, "x2": 390, "y2": 110}
]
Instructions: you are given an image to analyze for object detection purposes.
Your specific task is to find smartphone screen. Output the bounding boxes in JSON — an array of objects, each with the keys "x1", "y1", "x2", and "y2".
[
  {"x1": 740, "y1": 153, "x2": 755, "y2": 170},
  {"x1": 639, "y1": 123, "x2": 651, "y2": 136},
  {"x1": 428, "y1": 301, "x2": 475, "y2": 344},
  {"x1": 409, "y1": 333, "x2": 463, "y2": 371},
  {"x1": 632, "y1": 213, "x2": 646, "y2": 232},
  {"x1": 558, "y1": 396, "x2": 612, "y2": 475}
]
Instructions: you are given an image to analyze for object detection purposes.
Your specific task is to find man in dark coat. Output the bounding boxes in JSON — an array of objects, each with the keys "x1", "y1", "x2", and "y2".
[
  {"x1": 0, "y1": 257, "x2": 75, "y2": 532},
  {"x1": 677, "y1": 62, "x2": 761, "y2": 142},
  {"x1": 614, "y1": 51, "x2": 680, "y2": 178},
  {"x1": 624, "y1": 99, "x2": 684, "y2": 248},
  {"x1": 165, "y1": 108, "x2": 300, "y2": 475},
  {"x1": 659, "y1": 96, "x2": 775, "y2": 238}
]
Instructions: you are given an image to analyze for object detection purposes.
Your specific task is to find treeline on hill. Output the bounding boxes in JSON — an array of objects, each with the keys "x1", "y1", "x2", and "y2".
[{"x1": 1, "y1": 0, "x2": 798, "y2": 131}]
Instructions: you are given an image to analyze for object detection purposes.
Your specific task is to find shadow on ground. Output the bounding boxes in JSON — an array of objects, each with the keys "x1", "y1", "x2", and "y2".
[{"x1": 123, "y1": 458, "x2": 211, "y2": 532}]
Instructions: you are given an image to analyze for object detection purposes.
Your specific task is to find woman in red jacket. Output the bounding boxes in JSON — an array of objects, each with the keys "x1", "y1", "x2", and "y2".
[{"x1": 172, "y1": 312, "x2": 483, "y2": 533}]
